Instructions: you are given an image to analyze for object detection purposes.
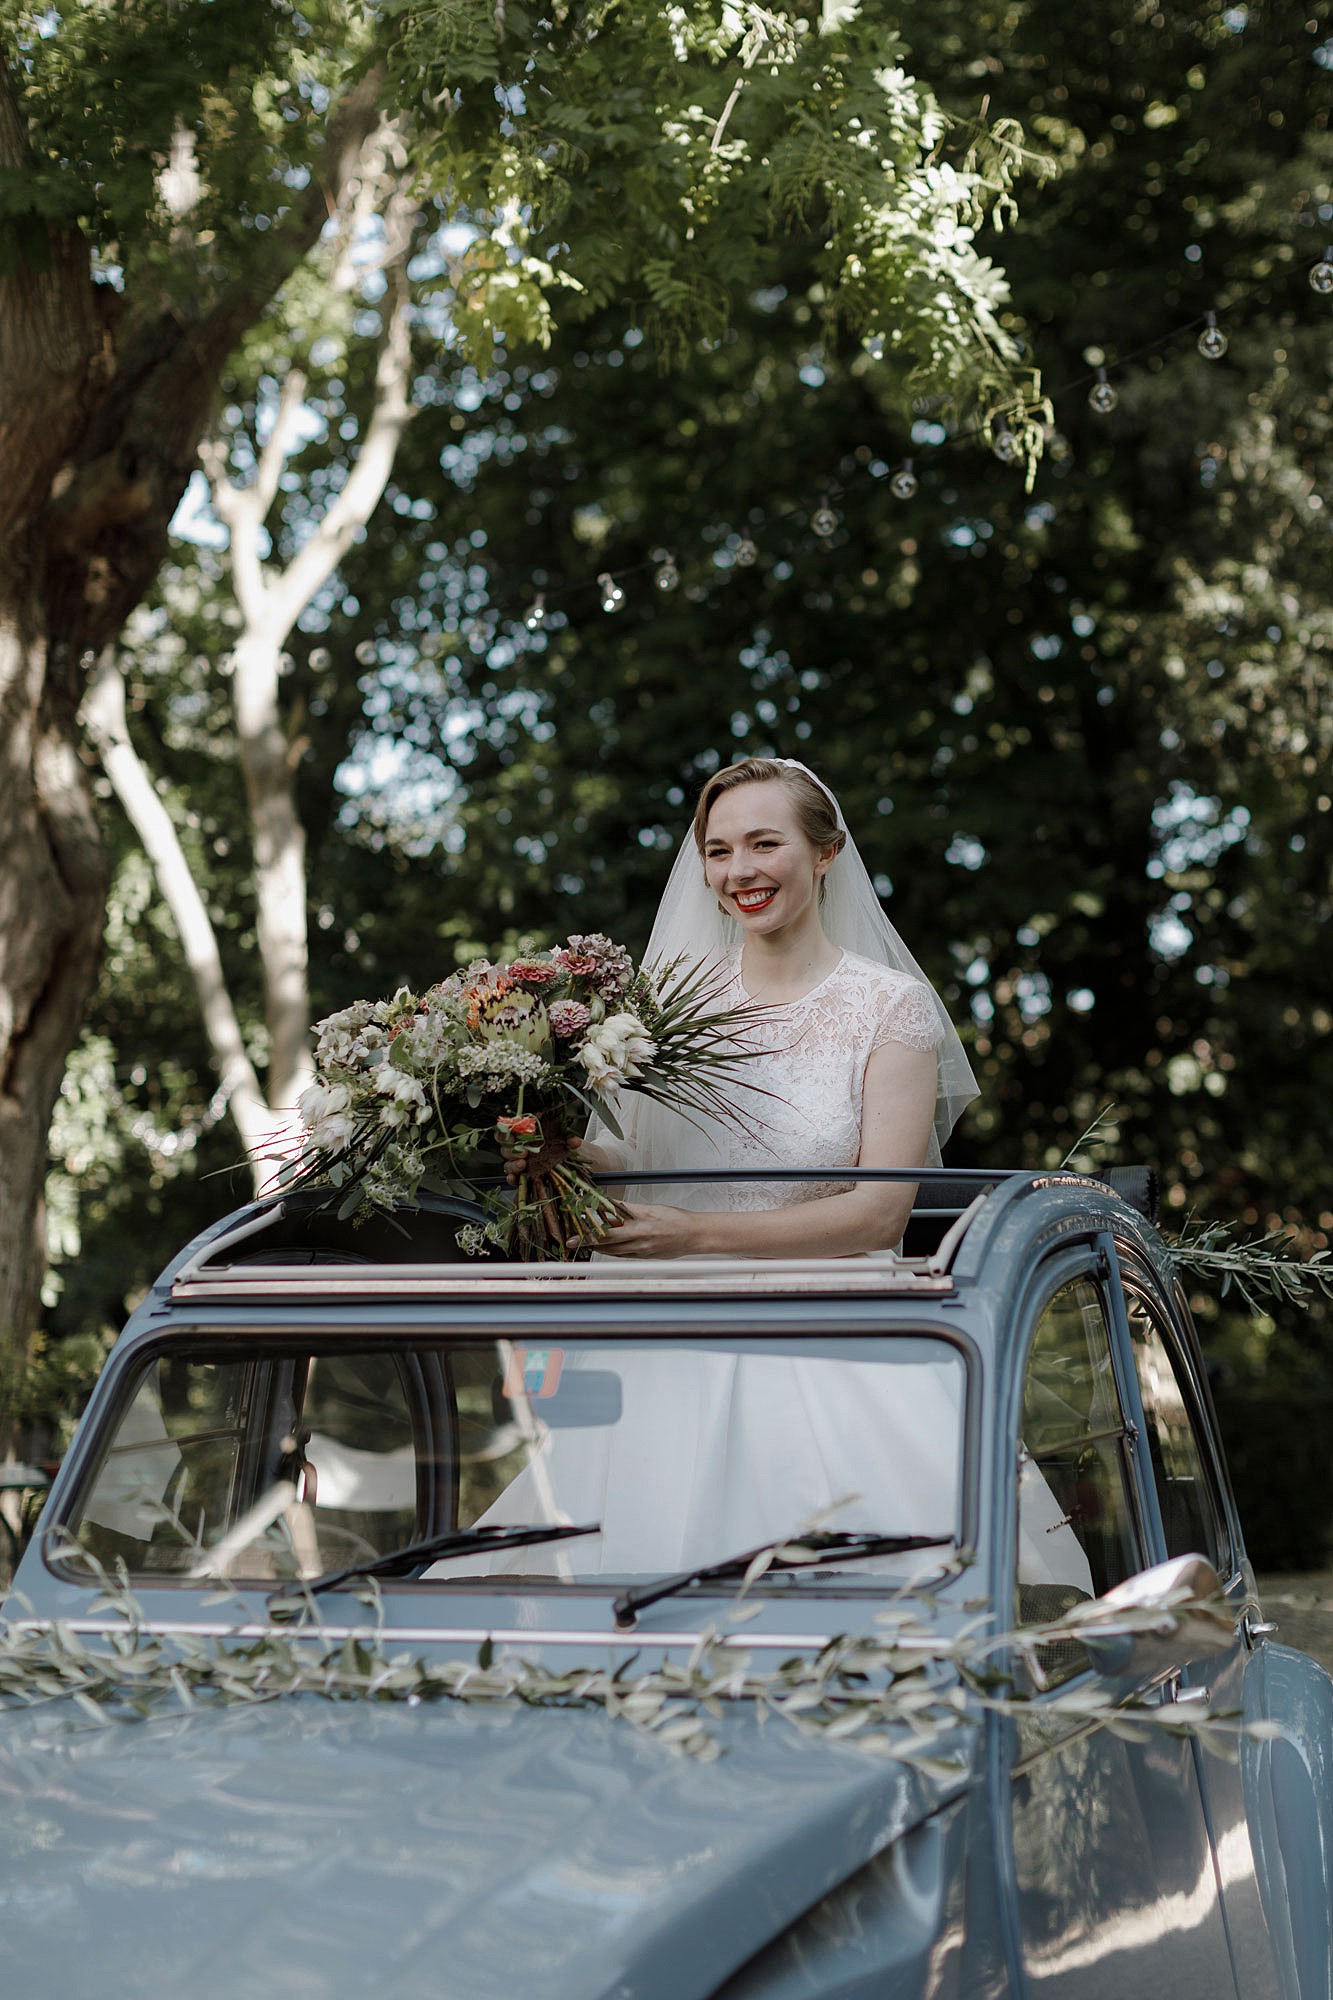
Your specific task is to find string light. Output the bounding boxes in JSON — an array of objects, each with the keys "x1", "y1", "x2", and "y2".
[
  {"x1": 990, "y1": 419, "x2": 1022, "y2": 465},
  {"x1": 1197, "y1": 310, "x2": 1228, "y2": 360},
  {"x1": 523, "y1": 592, "x2": 547, "y2": 630},
  {"x1": 506, "y1": 264, "x2": 1322, "y2": 623}
]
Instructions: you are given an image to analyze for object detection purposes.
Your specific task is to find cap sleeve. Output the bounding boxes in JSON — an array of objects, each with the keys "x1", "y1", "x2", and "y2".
[{"x1": 871, "y1": 976, "x2": 946, "y2": 1055}]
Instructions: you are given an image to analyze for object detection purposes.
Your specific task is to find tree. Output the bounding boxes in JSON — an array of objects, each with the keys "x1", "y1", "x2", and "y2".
[
  {"x1": 85, "y1": 143, "x2": 423, "y2": 1178},
  {"x1": 0, "y1": 0, "x2": 1041, "y2": 1378}
]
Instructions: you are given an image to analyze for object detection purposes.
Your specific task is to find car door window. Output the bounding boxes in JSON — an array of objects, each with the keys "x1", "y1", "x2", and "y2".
[
  {"x1": 1015, "y1": 1275, "x2": 1141, "y2": 1683},
  {"x1": 1125, "y1": 1290, "x2": 1230, "y2": 1576},
  {"x1": 75, "y1": 1349, "x2": 421, "y2": 1580}
]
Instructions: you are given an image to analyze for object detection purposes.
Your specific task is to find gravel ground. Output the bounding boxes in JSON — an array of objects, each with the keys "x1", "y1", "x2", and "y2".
[{"x1": 1255, "y1": 1571, "x2": 1333, "y2": 1672}]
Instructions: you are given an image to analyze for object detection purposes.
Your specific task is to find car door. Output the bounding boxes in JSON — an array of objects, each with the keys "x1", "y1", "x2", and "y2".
[
  {"x1": 1116, "y1": 1250, "x2": 1333, "y2": 2000},
  {"x1": 1003, "y1": 1246, "x2": 1240, "y2": 2000}
]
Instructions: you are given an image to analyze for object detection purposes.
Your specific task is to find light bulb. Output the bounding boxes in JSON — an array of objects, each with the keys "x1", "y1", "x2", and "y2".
[
  {"x1": 734, "y1": 537, "x2": 758, "y2": 567},
  {"x1": 1197, "y1": 311, "x2": 1228, "y2": 360},
  {"x1": 523, "y1": 593, "x2": 547, "y2": 631},
  {"x1": 1310, "y1": 250, "x2": 1333, "y2": 296},
  {"x1": 1088, "y1": 368, "x2": 1118, "y2": 414},
  {"x1": 890, "y1": 459, "x2": 918, "y2": 500},
  {"x1": 991, "y1": 423, "x2": 1022, "y2": 465},
  {"x1": 654, "y1": 554, "x2": 679, "y2": 592},
  {"x1": 812, "y1": 497, "x2": 839, "y2": 537},
  {"x1": 863, "y1": 333, "x2": 886, "y2": 360},
  {"x1": 598, "y1": 572, "x2": 625, "y2": 613}
]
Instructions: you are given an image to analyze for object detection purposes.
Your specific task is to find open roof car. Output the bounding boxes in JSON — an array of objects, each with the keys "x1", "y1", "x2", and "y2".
[{"x1": 2, "y1": 1168, "x2": 1331, "y2": 2000}]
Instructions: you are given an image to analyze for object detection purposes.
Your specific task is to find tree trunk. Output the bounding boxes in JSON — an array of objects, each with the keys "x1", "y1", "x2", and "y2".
[
  {"x1": 232, "y1": 629, "x2": 313, "y2": 1120},
  {"x1": 0, "y1": 54, "x2": 385, "y2": 1381},
  {"x1": 83, "y1": 656, "x2": 285, "y2": 1188},
  {"x1": 0, "y1": 603, "x2": 108, "y2": 1406}
]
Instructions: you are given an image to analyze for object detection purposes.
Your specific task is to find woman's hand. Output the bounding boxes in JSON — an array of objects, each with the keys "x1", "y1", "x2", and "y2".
[
  {"x1": 501, "y1": 1132, "x2": 582, "y2": 1185},
  {"x1": 590, "y1": 1201, "x2": 704, "y2": 1259}
]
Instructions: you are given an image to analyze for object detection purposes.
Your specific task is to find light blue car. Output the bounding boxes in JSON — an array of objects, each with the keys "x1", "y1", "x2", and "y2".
[{"x1": 2, "y1": 1167, "x2": 1330, "y2": 1999}]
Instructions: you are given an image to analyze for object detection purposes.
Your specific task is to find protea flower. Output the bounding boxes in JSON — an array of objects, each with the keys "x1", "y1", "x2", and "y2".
[{"x1": 469, "y1": 977, "x2": 552, "y2": 1056}]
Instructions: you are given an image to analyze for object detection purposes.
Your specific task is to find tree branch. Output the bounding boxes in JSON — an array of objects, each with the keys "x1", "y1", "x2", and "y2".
[
  {"x1": 82, "y1": 654, "x2": 277, "y2": 1182},
  {"x1": 254, "y1": 367, "x2": 310, "y2": 522},
  {"x1": 270, "y1": 227, "x2": 416, "y2": 634}
]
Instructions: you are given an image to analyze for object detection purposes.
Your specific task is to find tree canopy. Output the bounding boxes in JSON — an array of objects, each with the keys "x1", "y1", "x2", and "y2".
[{"x1": 0, "y1": 0, "x2": 1044, "y2": 1391}]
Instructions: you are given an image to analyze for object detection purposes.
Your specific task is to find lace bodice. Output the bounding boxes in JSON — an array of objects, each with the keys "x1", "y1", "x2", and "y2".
[{"x1": 707, "y1": 949, "x2": 943, "y2": 1210}]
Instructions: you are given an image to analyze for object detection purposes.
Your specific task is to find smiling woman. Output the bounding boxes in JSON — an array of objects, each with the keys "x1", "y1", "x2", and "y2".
[{"x1": 579, "y1": 757, "x2": 980, "y2": 1260}]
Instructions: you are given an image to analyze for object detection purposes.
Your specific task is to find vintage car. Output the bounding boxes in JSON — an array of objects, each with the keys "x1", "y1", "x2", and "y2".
[{"x1": 2, "y1": 1165, "x2": 1331, "y2": 1999}]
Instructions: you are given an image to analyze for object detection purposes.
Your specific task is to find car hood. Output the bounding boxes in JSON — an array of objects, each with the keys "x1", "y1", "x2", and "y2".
[{"x1": 0, "y1": 1690, "x2": 962, "y2": 1999}]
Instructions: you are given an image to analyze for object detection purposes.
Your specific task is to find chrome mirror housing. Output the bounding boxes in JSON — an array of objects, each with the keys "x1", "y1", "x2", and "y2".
[{"x1": 1076, "y1": 1553, "x2": 1234, "y2": 1681}]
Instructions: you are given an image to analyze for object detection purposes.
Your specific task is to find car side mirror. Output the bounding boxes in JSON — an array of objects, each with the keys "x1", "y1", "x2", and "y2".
[{"x1": 1077, "y1": 1552, "x2": 1234, "y2": 1680}]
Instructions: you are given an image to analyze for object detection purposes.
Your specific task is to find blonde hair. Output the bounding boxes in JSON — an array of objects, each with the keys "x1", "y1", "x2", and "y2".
[{"x1": 691, "y1": 757, "x2": 847, "y2": 859}]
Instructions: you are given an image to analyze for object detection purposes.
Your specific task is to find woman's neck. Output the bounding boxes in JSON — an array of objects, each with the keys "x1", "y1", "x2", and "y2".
[{"x1": 738, "y1": 916, "x2": 840, "y2": 1004}]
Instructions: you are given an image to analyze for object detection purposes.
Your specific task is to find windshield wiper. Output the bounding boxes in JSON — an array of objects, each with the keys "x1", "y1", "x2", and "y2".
[
  {"x1": 269, "y1": 1522, "x2": 600, "y2": 1605},
  {"x1": 612, "y1": 1530, "x2": 954, "y2": 1628}
]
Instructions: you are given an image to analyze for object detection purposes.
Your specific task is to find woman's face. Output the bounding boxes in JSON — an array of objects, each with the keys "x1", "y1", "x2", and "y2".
[{"x1": 702, "y1": 782, "x2": 834, "y2": 937}]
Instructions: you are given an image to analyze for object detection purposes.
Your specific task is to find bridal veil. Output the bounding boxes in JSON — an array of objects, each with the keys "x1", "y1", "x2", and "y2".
[{"x1": 591, "y1": 758, "x2": 978, "y2": 1195}]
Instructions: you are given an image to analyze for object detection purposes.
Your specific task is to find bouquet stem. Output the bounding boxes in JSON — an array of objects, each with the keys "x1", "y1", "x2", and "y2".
[{"x1": 502, "y1": 1125, "x2": 622, "y2": 1262}]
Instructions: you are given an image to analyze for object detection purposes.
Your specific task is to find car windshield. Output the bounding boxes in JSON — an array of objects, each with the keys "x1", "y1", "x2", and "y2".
[{"x1": 62, "y1": 1334, "x2": 966, "y2": 1591}]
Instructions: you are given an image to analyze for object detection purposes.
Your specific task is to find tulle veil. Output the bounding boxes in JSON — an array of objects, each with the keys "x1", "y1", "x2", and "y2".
[{"x1": 588, "y1": 759, "x2": 978, "y2": 1206}]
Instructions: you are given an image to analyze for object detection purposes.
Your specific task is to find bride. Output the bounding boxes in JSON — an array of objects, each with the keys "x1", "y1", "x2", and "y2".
[
  {"x1": 581, "y1": 754, "x2": 978, "y2": 1253},
  {"x1": 446, "y1": 758, "x2": 1091, "y2": 1590}
]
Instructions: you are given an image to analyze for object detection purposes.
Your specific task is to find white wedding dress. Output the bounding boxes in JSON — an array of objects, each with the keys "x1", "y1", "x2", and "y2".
[
  {"x1": 653, "y1": 947, "x2": 945, "y2": 1213},
  {"x1": 428, "y1": 767, "x2": 1085, "y2": 1591},
  {"x1": 431, "y1": 950, "x2": 1090, "y2": 1591}
]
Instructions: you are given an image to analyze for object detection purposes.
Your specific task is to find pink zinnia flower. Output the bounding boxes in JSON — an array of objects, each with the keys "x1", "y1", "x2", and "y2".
[{"x1": 548, "y1": 999, "x2": 592, "y2": 1039}]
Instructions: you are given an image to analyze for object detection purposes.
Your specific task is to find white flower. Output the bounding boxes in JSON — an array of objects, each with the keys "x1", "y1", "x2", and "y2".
[
  {"x1": 313, "y1": 1000, "x2": 389, "y2": 1068},
  {"x1": 455, "y1": 1043, "x2": 553, "y2": 1088},
  {"x1": 374, "y1": 1067, "x2": 430, "y2": 1127},
  {"x1": 577, "y1": 1011, "x2": 656, "y2": 1088},
  {"x1": 605, "y1": 1011, "x2": 656, "y2": 1075},
  {"x1": 298, "y1": 1080, "x2": 351, "y2": 1128}
]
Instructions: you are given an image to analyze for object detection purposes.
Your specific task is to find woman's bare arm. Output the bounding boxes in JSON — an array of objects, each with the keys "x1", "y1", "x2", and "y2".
[{"x1": 595, "y1": 1040, "x2": 939, "y2": 1259}]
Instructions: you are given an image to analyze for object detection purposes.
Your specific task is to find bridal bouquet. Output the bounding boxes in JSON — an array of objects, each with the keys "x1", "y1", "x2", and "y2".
[{"x1": 283, "y1": 934, "x2": 756, "y2": 1260}]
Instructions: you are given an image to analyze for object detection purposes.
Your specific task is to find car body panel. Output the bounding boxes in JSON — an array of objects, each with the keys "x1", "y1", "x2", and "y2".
[
  {"x1": 4, "y1": 1172, "x2": 1332, "y2": 1999},
  {"x1": 0, "y1": 1691, "x2": 964, "y2": 2000}
]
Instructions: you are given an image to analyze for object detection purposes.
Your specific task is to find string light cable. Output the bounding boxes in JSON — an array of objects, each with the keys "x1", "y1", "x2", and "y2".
[{"x1": 498, "y1": 260, "x2": 1329, "y2": 630}]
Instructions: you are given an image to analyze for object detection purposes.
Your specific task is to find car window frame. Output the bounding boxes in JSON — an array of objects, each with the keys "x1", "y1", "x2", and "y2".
[
  {"x1": 1108, "y1": 1237, "x2": 1238, "y2": 1586},
  {"x1": 1006, "y1": 1236, "x2": 1159, "y2": 1688},
  {"x1": 41, "y1": 1316, "x2": 982, "y2": 1599}
]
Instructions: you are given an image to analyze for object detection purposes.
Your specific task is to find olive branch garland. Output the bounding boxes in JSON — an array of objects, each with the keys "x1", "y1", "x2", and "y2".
[
  {"x1": 1061, "y1": 1105, "x2": 1333, "y2": 1314},
  {"x1": 0, "y1": 1539, "x2": 1277, "y2": 1767}
]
